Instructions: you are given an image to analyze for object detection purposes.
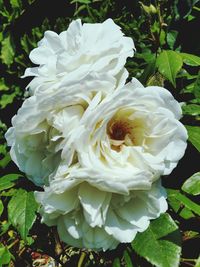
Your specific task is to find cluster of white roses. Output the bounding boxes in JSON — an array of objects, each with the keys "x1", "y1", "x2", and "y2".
[{"x1": 6, "y1": 19, "x2": 187, "y2": 251}]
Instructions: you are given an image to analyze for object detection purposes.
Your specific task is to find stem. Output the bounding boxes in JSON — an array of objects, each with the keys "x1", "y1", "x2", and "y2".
[
  {"x1": 53, "y1": 229, "x2": 63, "y2": 256},
  {"x1": 181, "y1": 258, "x2": 196, "y2": 262},
  {"x1": 155, "y1": 0, "x2": 163, "y2": 56},
  {"x1": 182, "y1": 262, "x2": 195, "y2": 267},
  {"x1": 7, "y1": 239, "x2": 19, "y2": 249},
  {"x1": 78, "y1": 252, "x2": 87, "y2": 267}
]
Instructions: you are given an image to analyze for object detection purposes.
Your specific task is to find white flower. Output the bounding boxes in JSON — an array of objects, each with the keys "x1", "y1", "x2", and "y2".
[
  {"x1": 67, "y1": 78, "x2": 188, "y2": 194},
  {"x1": 5, "y1": 96, "x2": 82, "y2": 186},
  {"x1": 35, "y1": 174, "x2": 167, "y2": 251},
  {"x1": 23, "y1": 19, "x2": 134, "y2": 96},
  {"x1": 5, "y1": 74, "x2": 118, "y2": 186}
]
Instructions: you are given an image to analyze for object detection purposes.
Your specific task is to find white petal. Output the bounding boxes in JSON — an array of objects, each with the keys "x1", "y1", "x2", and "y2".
[
  {"x1": 78, "y1": 183, "x2": 111, "y2": 227},
  {"x1": 105, "y1": 209, "x2": 138, "y2": 243}
]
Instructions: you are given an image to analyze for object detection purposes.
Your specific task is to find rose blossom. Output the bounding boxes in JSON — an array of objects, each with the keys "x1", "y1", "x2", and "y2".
[
  {"x1": 67, "y1": 78, "x2": 188, "y2": 188},
  {"x1": 5, "y1": 17, "x2": 188, "y2": 250},
  {"x1": 35, "y1": 176, "x2": 167, "y2": 251},
  {"x1": 33, "y1": 78, "x2": 186, "y2": 250},
  {"x1": 23, "y1": 19, "x2": 134, "y2": 96},
  {"x1": 5, "y1": 74, "x2": 119, "y2": 186}
]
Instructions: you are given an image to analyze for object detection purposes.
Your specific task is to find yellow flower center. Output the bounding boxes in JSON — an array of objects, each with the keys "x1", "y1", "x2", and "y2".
[{"x1": 107, "y1": 109, "x2": 146, "y2": 151}]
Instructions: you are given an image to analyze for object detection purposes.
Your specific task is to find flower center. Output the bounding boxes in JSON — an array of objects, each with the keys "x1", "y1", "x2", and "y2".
[
  {"x1": 108, "y1": 121, "x2": 131, "y2": 141},
  {"x1": 106, "y1": 109, "x2": 146, "y2": 151}
]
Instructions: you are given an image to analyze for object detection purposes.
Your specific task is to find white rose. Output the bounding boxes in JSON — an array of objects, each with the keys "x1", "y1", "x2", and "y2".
[
  {"x1": 23, "y1": 19, "x2": 135, "y2": 96},
  {"x1": 35, "y1": 173, "x2": 167, "y2": 251},
  {"x1": 5, "y1": 71, "x2": 127, "y2": 186},
  {"x1": 66, "y1": 78, "x2": 188, "y2": 194}
]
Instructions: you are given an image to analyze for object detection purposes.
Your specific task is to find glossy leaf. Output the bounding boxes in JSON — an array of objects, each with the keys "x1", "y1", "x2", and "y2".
[
  {"x1": 8, "y1": 189, "x2": 39, "y2": 241},
  {"x1": 167, "y1": 189, "x2": 200, "y2": 216},
  {"x1": 183, "y1": 231, "x2": 199, "y2": 241},
  {"x1": 123, "y1": 250, "x2": 134, "y2": 267},
  {"x1": 182, "y1": 104, "x2": 200, "y2": 116},
  {"x1": 10, "y1": 0, "x2": 22, "y2": 9},
  {"x1": 0, "y1": 200, "x2": 3, "y2": 217},
  {"x1": 0, "y1": 244, "x2": 12, "y2": 266},
  {"x1": 195, "y1": 256, "x2": 200, "y2": 267},
  {"x1": 0, "y1": 174, "x2": 22, "y2": 191},
  {"x1": 112, "y1": 258, "x2": 121, "y2": 267},
  {"x1": 182, "y1": 172, "x2": 200, "y2": 195},
  {"x1": 168, "y1": 190, "x2": 195, "y2": 220},
  {"x1": 167, "y1": 31, "x2": 178, "y2": 50},
  {"x1": 156, "y1": 50, "x2": 183, "y2": 86},
  {"x1": 0, "y1": 93, "x2": 16, "y2": 109},
  {"x1": 132, "y1": 213, "x2": 181, "y2": 267},
  {"x1": 186, "y1": 125, "x2": 200, "y2": 152},
  {"x1": 181, "y1": 53, "x2": 200, "y2": 66},
  {"x1": 1, "y1": 35, "x2": 15, "y2": 66},
  {"x1": 193, "y1": 71, "x2": 200, "y2": 98}
]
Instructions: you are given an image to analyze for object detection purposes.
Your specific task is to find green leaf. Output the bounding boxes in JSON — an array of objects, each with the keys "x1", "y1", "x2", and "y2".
[
  {"x1": 182, "y1": 172, "x2": 200, "y2": 196},
  {"x1": 159, "y1": 29, "x2": 166, "y2": 46},
  {"x1": 183, "y1": 231, "x2": 199, "y2": 241},
  {"x1": 195, "y1": 256, "x2": 200, "y2": 267},
  {"x1": 186, "y1": 125, "x2": 200, "y2": 152},
  {"x1": 1, "y1": 35, "x2": 15, "y2": 66},
  {"x1": 112, "y1": 258, "x2": 121, "y2": 267},
  {"x1": 167, "y1": 189, "x2": 200, "y2": 216},
  {"x1": 123, "y1": 250, "x2": 134, "y2": 267},
  {"x1": 168, "y1": 190, "x2": 195, "y2": 220},
  {"x1": 0, "y1": 188, "x2": 17, "y2": 197},
  {"x1": 0, "y1": 244, "x2": 12, "y2": 266},
  {"x1": 156, "y1": 50, "x2": 183, "y2": 87},
  {"x1": 8, "y1": 189, "x2": 39, "y2": 241},
  {"x1": 0, "y1": 174, "x2": 21, "y2": 191},
  {"x1": 0, "y1": 153, "x2": 11, "y2": 168},
  {"x1": 181, "y1": 53, "x2": 200, "y2": 66},
  {"x1": 71, "y1": 0, "x2": 91, "y2": 3},
  {"x1": 193, "y1": 71, "x2": 200, "y2": 98},
  {"x1": 132, "y1": 213, "x2": 181, "y2": 267},
  {"x1": 182, "y1": 104, "x2": 200, "y2": 116},
  {"x1": 10, "y1": 0, "x2": 22, "y2": 9},
  {"x1": 0, "y1": 221, "x2": 11, "y2": 237},
  {"x1": 0, "y1": 199, "x2": 4, "y2": 217},
  {"x1": 140, "y1": 60, "x2": 156, "y2": 85},
  {"x1": 0, "y1": 78, "x2": 9, "y2": 92},
  {"x1": 167, "y1": 31, "x2": 178, "y2": 50},
  {"x1": 0, "y1": 92, "x2": 16, "y2": 108},
  {"x1": 147, "y1": 72, "x2": 164, "y2": 87}
]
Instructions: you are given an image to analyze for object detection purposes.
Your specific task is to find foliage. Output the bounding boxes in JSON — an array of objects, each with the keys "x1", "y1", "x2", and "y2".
[{"x1": 0, "y1": 0, "x2": 200, "y2": 266}]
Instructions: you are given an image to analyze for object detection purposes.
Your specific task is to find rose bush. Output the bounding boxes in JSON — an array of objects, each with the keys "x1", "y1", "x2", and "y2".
[{"x1": 23, "y1": 18, "x2": 134, "y2": 96}]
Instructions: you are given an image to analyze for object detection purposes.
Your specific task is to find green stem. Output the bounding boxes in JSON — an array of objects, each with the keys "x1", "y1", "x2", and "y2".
[
  {"x1": 181, "y1": 258, "x2": 196, "y2": 262},
  {"x1": 78, "y1": 252, "x2": 87, "y2": 267}
]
